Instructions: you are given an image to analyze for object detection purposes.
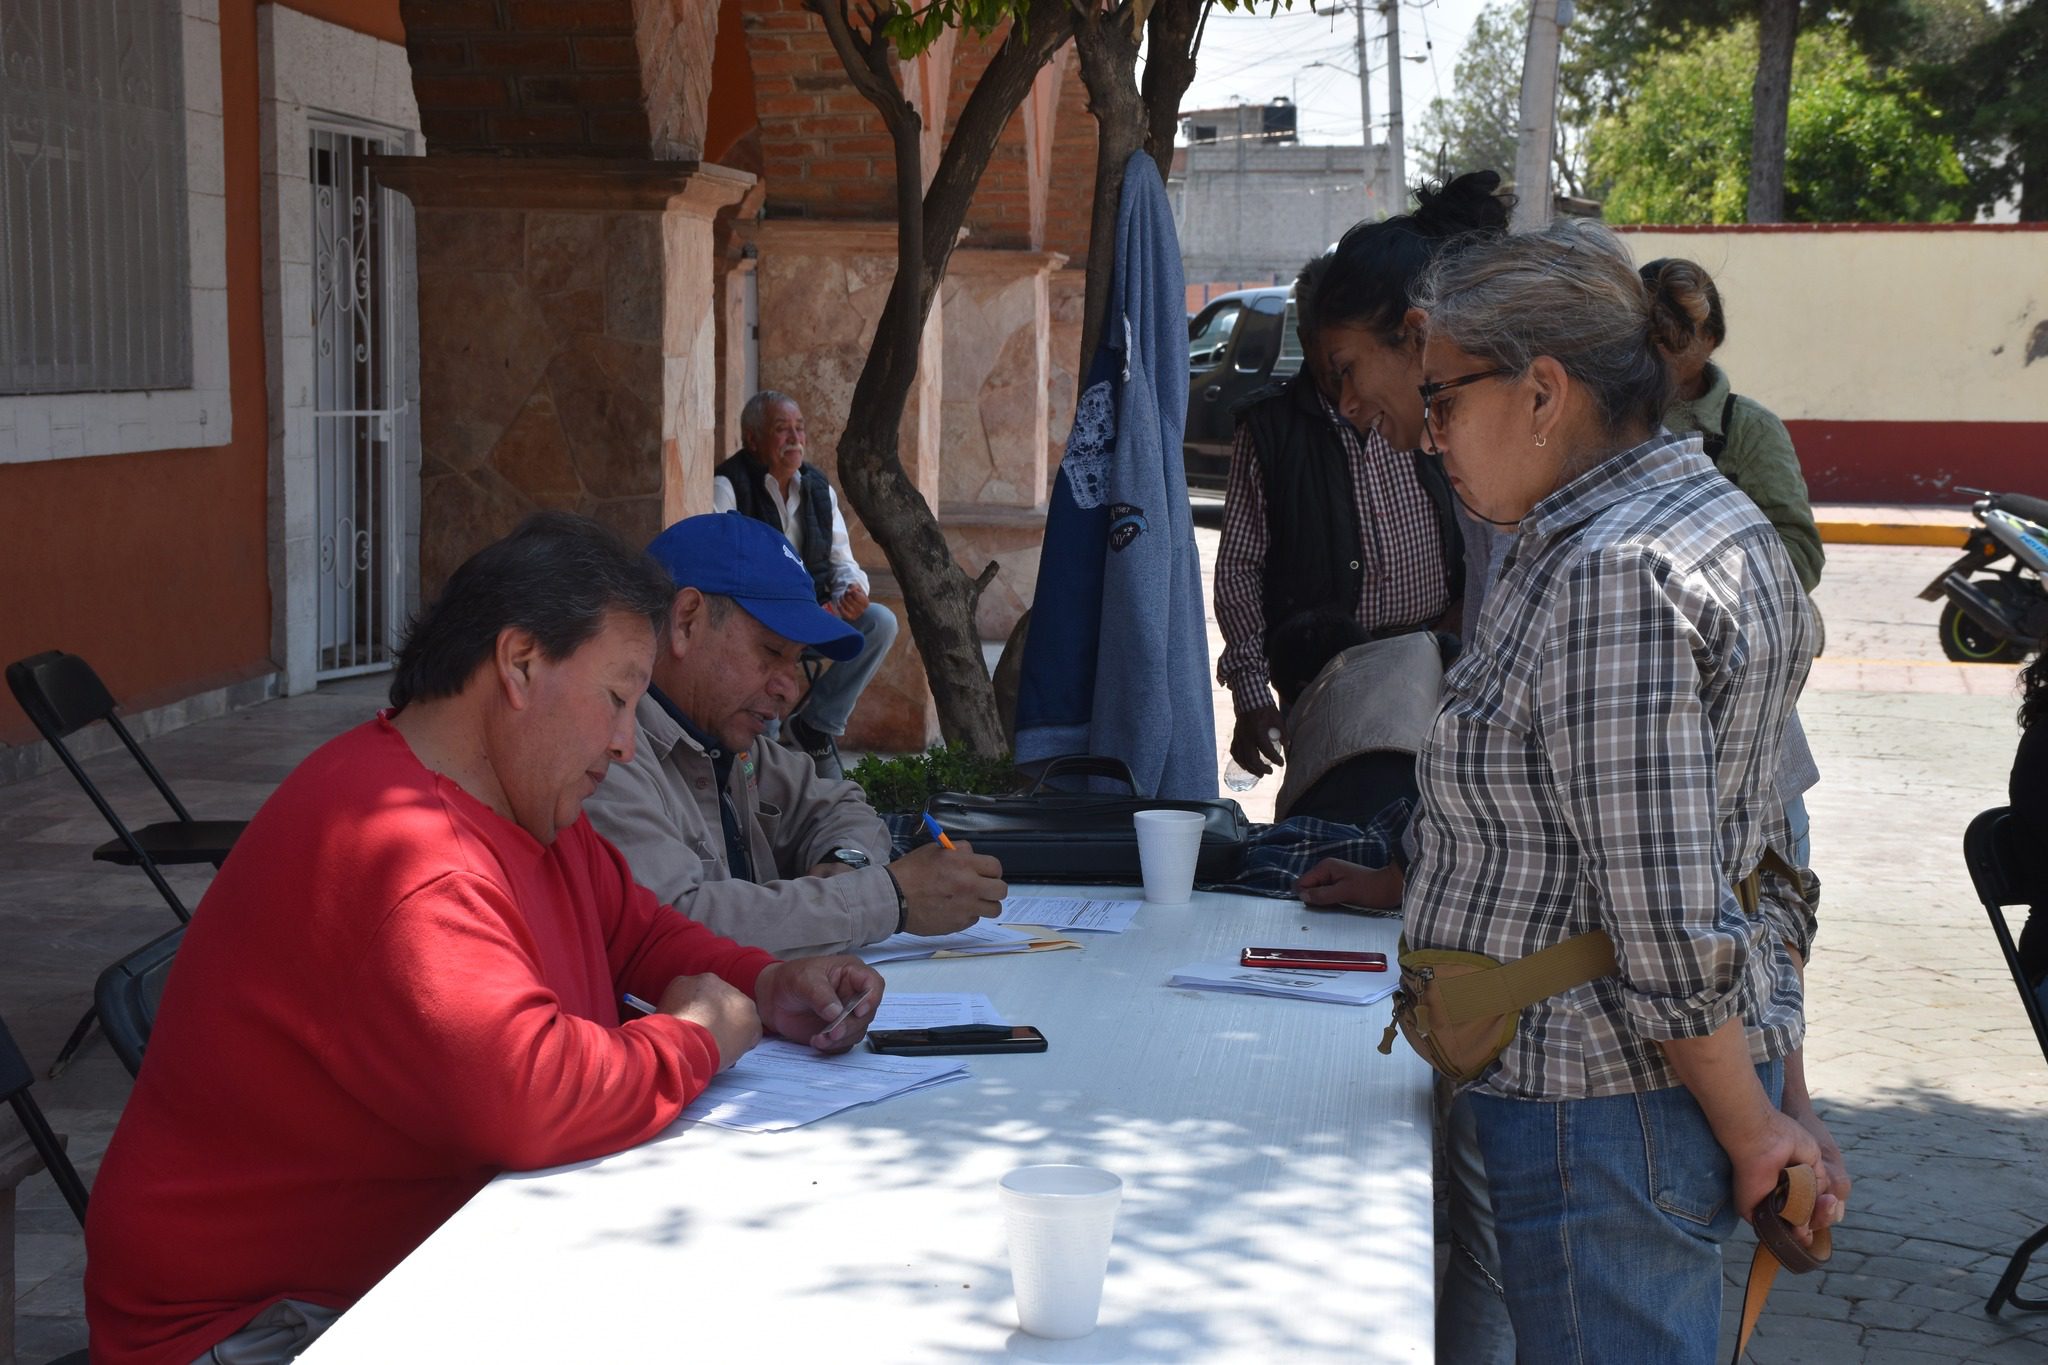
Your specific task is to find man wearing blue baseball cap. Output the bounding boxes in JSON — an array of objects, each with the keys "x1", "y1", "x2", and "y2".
[{"x1": 585, "y1": 514, "x2": 1008, "y2": 957}]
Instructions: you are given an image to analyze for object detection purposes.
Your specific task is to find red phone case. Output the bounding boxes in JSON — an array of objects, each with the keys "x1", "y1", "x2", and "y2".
[{"x1": 1240, "y1": 947, "x2": 1388, "y2": 972}]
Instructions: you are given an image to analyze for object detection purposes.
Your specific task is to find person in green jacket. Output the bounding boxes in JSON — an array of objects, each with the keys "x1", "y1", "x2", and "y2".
[{"x1": 1643, "y1": 258, "x2": 1825, "y2": 592}]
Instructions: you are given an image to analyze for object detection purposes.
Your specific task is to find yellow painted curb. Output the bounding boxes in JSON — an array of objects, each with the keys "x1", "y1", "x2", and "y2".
[{"x1": 1816, "y1": 521, "x2": 1968, "y2": 548}]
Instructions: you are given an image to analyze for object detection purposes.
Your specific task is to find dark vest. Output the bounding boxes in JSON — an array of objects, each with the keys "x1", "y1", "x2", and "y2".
[
  {"x1": 1238, "y1": 373, "x2": 1464, "y2": 634},
  {"x1": 717, "y1": 450, "x2": 836, "y2": 604}
]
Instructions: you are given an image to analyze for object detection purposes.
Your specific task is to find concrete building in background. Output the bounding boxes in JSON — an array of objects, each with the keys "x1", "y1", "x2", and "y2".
[{"x1": 1169, "y1": 99, "x2": 1394, "y2": 284}]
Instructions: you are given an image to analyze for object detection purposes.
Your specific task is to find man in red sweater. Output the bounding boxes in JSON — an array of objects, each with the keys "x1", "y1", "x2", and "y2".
[{"x1": 84, "y1": 513, "x2": 883, "y2": 1365}]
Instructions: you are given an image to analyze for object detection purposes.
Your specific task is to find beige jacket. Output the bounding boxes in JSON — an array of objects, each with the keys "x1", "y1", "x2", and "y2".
[
  {"x1": 584, "y1": 693, "x2": 899, "y2": 958},
  {"x1": 1275, "y1": 633, "x2": 1444, "y2": 822}
]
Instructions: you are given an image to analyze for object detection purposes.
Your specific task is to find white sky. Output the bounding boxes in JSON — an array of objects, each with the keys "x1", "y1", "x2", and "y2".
[{"x1": 1173, "y1": 0, "x2": 1496, "y2": 181}]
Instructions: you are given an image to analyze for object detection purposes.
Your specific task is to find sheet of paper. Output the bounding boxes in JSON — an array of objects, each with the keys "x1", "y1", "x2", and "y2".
[
  {"x1": 857, "y1": 918, "x2": 1033, "y2": 964},
  {"x1": 678, "y1": 1039, "x2": 969, "y2": 1132},
  {"x1": 1167, "y1": 961, "x2": 1400, "y2": 1007},
  {"x1": 869, "y1": 992, "x2": 1007, "y2": 1032},
  {"x1": 997, "y1": 896, "x2": 1140, "y2": 934}
]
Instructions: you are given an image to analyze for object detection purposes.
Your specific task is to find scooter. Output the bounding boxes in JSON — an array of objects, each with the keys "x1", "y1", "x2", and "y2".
[{"x1": 1919, "y1": 487, "x2": 2048, "y2": 663}]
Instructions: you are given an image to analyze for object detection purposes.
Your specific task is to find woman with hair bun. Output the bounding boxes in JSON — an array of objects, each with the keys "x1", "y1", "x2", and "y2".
[
  {"x1": 1213, "y1": 172, "x2": 1507, "y2": 790},
  {"x1": 1646, "y1": 257, "x2": 1823, "y2": 870},
  {"x1": 1401, "y1": 217, "x2": 1842, "y2": 1363},
  {"x1": 1643, "y1": 257, "x2": 1824, "y2": 592}
]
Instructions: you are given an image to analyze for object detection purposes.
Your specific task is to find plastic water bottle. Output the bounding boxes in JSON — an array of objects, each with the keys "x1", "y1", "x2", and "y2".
[{"x1": 1223, "y1": 727, "x2": 1284, "y2": 792}]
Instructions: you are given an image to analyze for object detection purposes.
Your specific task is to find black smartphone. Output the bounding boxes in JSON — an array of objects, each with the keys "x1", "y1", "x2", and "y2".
[{"x1": 866, "y1": 1025, "x2": 1048, "y2": 1056}]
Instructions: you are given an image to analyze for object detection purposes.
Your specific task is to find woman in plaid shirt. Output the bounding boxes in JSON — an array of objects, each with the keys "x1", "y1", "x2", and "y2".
[{"x1": 1402, "y1": 219, "x2": 1844, "y2": 1363}]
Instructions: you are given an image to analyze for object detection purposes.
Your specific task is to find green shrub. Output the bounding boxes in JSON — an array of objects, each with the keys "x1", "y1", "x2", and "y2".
[{"x1": 846, "y1": 744, "x2": 1022, "y2": 813}]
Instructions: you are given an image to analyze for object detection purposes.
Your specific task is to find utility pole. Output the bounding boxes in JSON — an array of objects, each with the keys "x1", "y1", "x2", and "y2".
[
  {"x1": 1353, "y1": 0, "x2": 1376, "y2": 215},
  {"x1": 1382, "y1": 0, "x2": 1405, "y2": 215},
  {"x1": 1511, "y1": 0, "x2": 1566, "y2": 231}
]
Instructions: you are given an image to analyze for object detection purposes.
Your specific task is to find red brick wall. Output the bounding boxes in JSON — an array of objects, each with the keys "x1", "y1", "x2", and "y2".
[
  {"x1": 401, "y1": 0, "x2": 654, "y2": 156},
  {"x1": 741, "y1": 0, "x2": 897, "y2": 219}
]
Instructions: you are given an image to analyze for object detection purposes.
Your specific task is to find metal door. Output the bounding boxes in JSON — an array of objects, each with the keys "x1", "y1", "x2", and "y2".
[{"x1": 310, "y1": 121, "x2": 409, "y2": 679}]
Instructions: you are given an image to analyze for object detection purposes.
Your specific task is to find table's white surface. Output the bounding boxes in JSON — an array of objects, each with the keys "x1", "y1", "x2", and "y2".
[{"x1": 302, "y1": 887, "x2": 1435, "y2": 1363}]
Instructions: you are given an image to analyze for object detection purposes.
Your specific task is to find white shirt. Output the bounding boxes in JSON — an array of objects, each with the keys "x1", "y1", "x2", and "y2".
[{"x1": 712, "y1": 466, "x2": 870, "y2": 599}]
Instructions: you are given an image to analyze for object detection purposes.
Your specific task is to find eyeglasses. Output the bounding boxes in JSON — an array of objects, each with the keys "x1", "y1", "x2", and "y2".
[{"x1": 1417, "y1": 367, "x2": 1510, "y2": 455}]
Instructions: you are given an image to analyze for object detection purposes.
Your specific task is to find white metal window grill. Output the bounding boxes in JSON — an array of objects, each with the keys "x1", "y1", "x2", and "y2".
[
  {"x1": 0, "y1": 0, "x2": 192, "y2": 395},
  {"x1": 311, "y1": 123, "x2": 408, "y2": 679}
]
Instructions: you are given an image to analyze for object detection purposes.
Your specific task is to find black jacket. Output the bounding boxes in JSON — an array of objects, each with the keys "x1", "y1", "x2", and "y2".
[
  {"x1": 716, "y1": 450, "x2": 836, "y2": 604},
  {"x1": 1236, "y1": 373, "x2": 1463, "y2": 634}
]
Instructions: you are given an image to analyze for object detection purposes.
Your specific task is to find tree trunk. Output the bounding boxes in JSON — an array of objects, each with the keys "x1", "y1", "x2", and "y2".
[
  {"x1": 2020, "y1": 130, "x2": 2048, "y2": 222},
  {"x1": 1073, "y1": 0, "x2": 1211, "y2": 382},
  {"x1": 1747, "y1": 0, "x2": 1798, "y2": 222},
  {"x1": 806, "y1": 0, "x2": 1074, "y2": 756},
  {"x1": 1072, "y1": 5, "x2": 1148, "y2": 378}
]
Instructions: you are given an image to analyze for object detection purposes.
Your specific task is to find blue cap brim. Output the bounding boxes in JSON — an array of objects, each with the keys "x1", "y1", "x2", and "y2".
[{"x1": 733, "y1": 595, "x2": 866, "y2": 663}]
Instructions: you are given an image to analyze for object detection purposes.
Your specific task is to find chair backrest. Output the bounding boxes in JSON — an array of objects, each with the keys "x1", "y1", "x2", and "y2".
[
  {"x1": 6, "y1": 651, "x2": 118, "y2": 743},
  {"x1": 0, "y1": 1012, "x2": 89, "y2": 1224},
  {"x1": 95, "y1": 926, "x2": 183, "y2": 1079},
  {"x1": 6, "y1": 649, "x2": 196, "y2": 832},
  {"x1": 1963, "y1": 805, "x2": 2048, "y2": 1070}
]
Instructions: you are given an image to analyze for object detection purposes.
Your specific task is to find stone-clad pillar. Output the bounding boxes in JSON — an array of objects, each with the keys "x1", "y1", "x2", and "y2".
[
  {"x1": 940, "y1": 248, "x2": 1066, "y2": 644},
  {"x1": 373, "y1": 156, "x2": 752, "y2": 592},
  {"x1": 747, "y1": 218, "x2": 946, "y2": 752}
]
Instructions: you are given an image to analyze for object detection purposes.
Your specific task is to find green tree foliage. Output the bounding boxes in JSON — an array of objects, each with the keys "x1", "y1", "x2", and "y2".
[
  {"x1": 1588, "y1": 21, "x2": 1971, "y2": 222},
  {"x1": 1930, "y1": 0, "x2": 2048, "y2": 218},
  {"x1": 1414, "y1": 1, "x2": 1604, "y2": 196},
  {"x1": 1416, "y1": 4, "x2": 1527, "y2": 184}
]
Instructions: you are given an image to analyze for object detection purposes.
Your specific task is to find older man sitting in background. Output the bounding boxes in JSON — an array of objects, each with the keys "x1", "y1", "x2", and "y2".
[{"x1": 716, "y1": 389, "x2": 898, "y2": 779}]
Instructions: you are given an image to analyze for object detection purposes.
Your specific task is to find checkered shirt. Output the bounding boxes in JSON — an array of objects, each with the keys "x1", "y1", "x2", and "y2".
[
  {"x1": 1404, "y1": 432, "x2": 1818, "y2": 1100},
  {"x1": 1215, "y1": 392, "x2": 1451, "y2": 715}
]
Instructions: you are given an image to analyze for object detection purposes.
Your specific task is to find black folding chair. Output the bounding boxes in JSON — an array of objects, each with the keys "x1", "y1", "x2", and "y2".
[
  {"x1": 0, "y1": 1011, "x2": 88, "y2": 1226},
  {"x1": 1962, "y1": 806, "x2": 2048, "y2": 1315},
  {"x1": 94, "y1": 926, "x2": 182, "y2": 1079},
  {"x1": 6, "y1": 651, "x2": 246, "y2": 923},
  {"x1": 7, "y1": 651, "x2": 243, "y2": 1075}
]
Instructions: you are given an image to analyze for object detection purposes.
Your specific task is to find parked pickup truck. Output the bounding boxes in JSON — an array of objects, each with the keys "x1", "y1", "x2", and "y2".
[{"x1": 1184, "y1": 285, "x2": 1303, "y2": 491}]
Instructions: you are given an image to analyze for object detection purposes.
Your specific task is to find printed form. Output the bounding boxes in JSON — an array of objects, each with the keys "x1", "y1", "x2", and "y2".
[
  {"x1": 677, "y1": 1039, "x2": 968, "y2": 1132},
  {"x1": 997, "y1": 897, "x2": 1140, "y2": 934}
]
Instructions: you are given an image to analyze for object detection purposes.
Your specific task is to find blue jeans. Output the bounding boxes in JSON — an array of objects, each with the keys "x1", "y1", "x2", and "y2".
[
  {"x1": 1437, "y1": 1086, "x2": 1515, "y2": 1365},
  {"x1": 797, "y1": 601, "x2": 898, "y2": 737},
  {"x1": 1467, "y1": 1059, "x2": 1784, "y2": 1365}
]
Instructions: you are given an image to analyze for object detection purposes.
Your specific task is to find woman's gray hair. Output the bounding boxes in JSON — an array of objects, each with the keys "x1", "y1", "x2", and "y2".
[{"x1": 1413, "y1": 217, "x2": 1668, "y2": 437}]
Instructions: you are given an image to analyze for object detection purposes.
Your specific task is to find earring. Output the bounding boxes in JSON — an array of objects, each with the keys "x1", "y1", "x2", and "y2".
[{"x1": 1534, "y1": 435, "x2": 1547, "y2": 448}]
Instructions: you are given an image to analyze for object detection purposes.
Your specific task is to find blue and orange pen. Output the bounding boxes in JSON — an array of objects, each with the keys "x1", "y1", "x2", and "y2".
[{"x1": 921, "y1": 812, "x2": 956, "y2": 851}]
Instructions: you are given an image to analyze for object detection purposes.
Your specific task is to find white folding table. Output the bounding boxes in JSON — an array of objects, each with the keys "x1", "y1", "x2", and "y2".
[{"x1": 302, "y1": 886, "x2": 1436, "y2": 1362}]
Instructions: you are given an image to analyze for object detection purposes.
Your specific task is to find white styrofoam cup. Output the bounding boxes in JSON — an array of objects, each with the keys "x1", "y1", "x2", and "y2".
[
  {"x1": 999, "y1": 1164, "x2": 1124, "y2": 1339},
  {"x1": 1134, "y1": 808, "x2": 1204, "y2": 904}
]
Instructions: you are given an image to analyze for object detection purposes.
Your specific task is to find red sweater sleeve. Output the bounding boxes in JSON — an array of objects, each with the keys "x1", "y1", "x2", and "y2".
[
  {"x1": 324, "y1": 872, "x2": 738, "y2": 1174},
  {"x1": 587, "y1": 828, "x2": 778, "y2": 1003}
]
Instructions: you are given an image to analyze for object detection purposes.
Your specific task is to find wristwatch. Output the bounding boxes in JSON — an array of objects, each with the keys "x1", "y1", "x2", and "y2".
[{"x1": 823, "y1": 847, "x2": 872, "y2": 871}]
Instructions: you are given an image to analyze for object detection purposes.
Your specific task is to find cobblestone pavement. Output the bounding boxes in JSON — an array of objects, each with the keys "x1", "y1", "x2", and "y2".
[{"x1": 3, "y1": 541, "x2": 2046, "y2": 1362}]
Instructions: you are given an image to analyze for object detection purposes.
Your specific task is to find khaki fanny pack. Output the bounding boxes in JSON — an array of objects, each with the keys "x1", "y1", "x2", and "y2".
[{"x1": 1377, "y1": 853, "x2": 1793, "y2": 1083}]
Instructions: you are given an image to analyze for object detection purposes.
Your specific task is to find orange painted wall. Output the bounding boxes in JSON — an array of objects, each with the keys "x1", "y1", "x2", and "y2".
[
  {"x1": 0, "y1": 2, "x2": 280, "y2": 746},
  {"x1": 704, "y1": 0, "x2": 757, "y2": 166}
]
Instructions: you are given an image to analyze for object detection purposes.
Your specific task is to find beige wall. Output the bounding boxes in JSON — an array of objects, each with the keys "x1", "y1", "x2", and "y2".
[
  {"x1": 1617, "y1": 225, "x2": 2048, "y2": 501},
  {"x1": 1618, "y1": 226, "x2": 2048, "y2": 425}
]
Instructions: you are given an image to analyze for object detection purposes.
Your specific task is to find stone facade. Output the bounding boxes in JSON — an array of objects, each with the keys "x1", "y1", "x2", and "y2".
[
  {"x1": 391, "y1": 0, "x2": 1103, "y2": 750},
  {"x1": 381, "y1": 160, "x2": 752, "y2": 595}
]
